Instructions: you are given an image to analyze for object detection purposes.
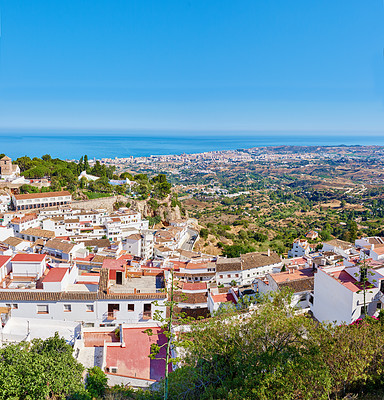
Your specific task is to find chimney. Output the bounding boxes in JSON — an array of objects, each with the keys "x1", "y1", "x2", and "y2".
[
  {"x1": 371, "y1": 244, "x2": 375, "y2": 250},
  {"x1": 267, "y1": 248, "x2": 270, "y2": 257}
]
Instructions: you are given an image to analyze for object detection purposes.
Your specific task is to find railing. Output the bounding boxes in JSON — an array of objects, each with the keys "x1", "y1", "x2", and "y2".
[
  {"x1": 105, "y1": 311, "x2": 117, "y2": 321},
  {"x1": 142, "y1": 311, "x2": 152, "y2": 320}
]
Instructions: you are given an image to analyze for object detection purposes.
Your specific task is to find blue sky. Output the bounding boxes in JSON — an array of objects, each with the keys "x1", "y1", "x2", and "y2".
[{"x1": 0, "y1": 0, "x2": 384, "y2": 133}]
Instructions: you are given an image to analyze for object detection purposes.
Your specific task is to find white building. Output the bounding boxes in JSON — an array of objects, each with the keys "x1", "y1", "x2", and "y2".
[
  {"x1": 78, "y1": 171, "x2": 99, "y2": 182},
  {"x1": 255, "y1": 267, "x2": 314, "y2": 311},
  {"x1": 10, "y1": 253, "x2": 47, "y2": 279},
  {"x1": 0, "y1": 259, "x2": 167, "y2": 329},
  {"x1": 216, "y1": 251, "x2": 282, "y2": 286},
  {"x1": 10, "y1": 212, "x2": 40, "y2": 235},
  {"x1": 0, "y1": 156, "x2": 20, "y2": 180},
  {"x1": 312, "y1": 265, "x2": 384, "y2": 324},
  {"x1": 0, "y1": 194, "x2": 11, "y2": 212},
  {"x1": 104, "y1": 209, "x2": 149, "y2": 241},
  {"x1": 42, "y1": 239, "x2": 88, "y2": 261},
  {"x1": 123, "y1": 231, "x2": 154, "y2": 259},
  {"x1": 288, "y1": 239, "x2": 311, "y2": 258},
  {"x1": 12, "y1": 191, "x2": 72, "y2": 211},
  {"x1": 322, "y1": 239, "x2": 356, "y2": 259}
]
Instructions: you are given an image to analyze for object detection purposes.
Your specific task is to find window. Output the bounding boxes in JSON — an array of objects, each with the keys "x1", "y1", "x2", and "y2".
[
  {"x1": 64, "y1": 304, "x2": 71, "y2": 312},
  {"x1": 128, "y1": 304, "x2": 135, "y2": 312},
  {"x1": 144, "y1": 304, "x2": 151, "y2": 312},
  {"x1": 37, "y1": 305, "x2": 49, "y2": 314},
  {"x1": 235, "y1": 274, "x2": 239, "y2": 278},
  {"x1": 377, "y1": 303, "x2": 382, "y2": 310},
  {"x1": 86, "y1": 304, "x2": 94, "y2": 312},
  {"x1": 5, "y1": 303, "x2": 11, "y2": 308},
  {"x1": 227, "y1": 274, "x2": 231, "y2": 278},
  {"x1": 220, "y1": 275, "x2": 223, "y2": 279},
  {"x1": 143, "y1": 303, "x2": 152, "y2": 319},
  {"x1": 12, "y1": 304, "x2": 18, "y2": 309}
]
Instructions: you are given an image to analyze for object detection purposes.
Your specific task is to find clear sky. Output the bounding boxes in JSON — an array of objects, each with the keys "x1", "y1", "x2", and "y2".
[{"x1": 0, "y1": 0, "x2": 384, "y2": 133}]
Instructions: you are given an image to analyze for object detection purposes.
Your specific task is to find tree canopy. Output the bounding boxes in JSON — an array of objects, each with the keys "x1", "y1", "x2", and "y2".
[{"x1": 0, "y1": 333, "x2": 85, "y2": 399}]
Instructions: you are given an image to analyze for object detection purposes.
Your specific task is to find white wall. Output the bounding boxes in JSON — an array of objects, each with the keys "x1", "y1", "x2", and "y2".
[
  {"x1": 0, "y1": 227, "x2": 14, "y2": 241},
  {"x1": 216, "y1": 269, "x2": 242, "y2": 286},
  {"x1": 11, "y1": 260, "x2": 45, "y2": 278},
  {"x1": 0, "y1": 297, "x2": 166, "y2": 326},
  {"x1": 313, "y1": 268, "x2": 355, "y2": 324}
]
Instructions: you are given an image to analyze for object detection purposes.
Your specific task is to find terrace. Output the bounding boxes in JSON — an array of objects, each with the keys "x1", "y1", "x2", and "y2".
[{"x1": 109, "y1": 274, "x2": 163, "y2": 294}]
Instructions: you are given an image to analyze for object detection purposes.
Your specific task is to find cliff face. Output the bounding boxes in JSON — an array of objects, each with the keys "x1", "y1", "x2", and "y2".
[
  {"x1": 130, "y1": 195, "x2": 186, "y2": 223},
  {"x1": 71, "y1": 193, "x2": 184, "y2": 222}
]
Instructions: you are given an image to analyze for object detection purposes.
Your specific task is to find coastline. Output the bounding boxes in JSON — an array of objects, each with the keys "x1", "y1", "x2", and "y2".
[{"x1": 1, "y1": 132, "x2": 384, "y2": 160}]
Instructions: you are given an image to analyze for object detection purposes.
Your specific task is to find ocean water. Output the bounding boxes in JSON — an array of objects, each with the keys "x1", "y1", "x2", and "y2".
[{"x1": 0, "y1": 131, "x2": 383, "y2": 160}]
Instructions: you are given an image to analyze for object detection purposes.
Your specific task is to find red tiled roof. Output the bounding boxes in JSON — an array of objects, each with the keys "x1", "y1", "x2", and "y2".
[
  {"x1": 102, "y1": 259, "x2": 125, "y2": 270},
  {"x1": 11, "y1": 213, "x2": 37, "y2": 224},
  {"x1": 84, "y1": 331, "x2": 119, "y2": 347},
  {"x1": 0, "y1": 255, "x2": 11, "y2": 267},
  {"x1": 117, "y1": 254, "x2": 133, "y2": 261},
  {"x1": 14, "y1": 191, "x2": 71, "y2": 200},
  {"x1": 74, "y1": 255, "x2": 94, "y2": 262},
  {"x1": 168, "y1": 261, "x2": 188, "y2": 270},
  {"x1": 12, "y1": 254, "x2": 46, "y2": 263},
  {"x1": 185, "y1": 263, "x2": 208, "y2": 270},
  {"x1": 211, "y1": 293, "x2": 236, "y2": 304},
  {"x1": 42, "y1": 268, "x2": 68, "y2": 283},
  {"x1": 181, "y1": 282, "x2": 207, "y2": 291},
  {"x1": 330, "y1": 270, "x2": 361, "y2": 292}
]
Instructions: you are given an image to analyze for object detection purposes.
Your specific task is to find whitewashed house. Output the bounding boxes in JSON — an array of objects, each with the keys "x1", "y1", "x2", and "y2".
[
  {"x1": 216, "y1": 251, "x2": 282, "y2": 286},
  {"x1": 288, "y1": 239, "x2": 311, "y2": 258},
  {"x1": 312, "y1": 265, "x2": 384, "y2": 324}
]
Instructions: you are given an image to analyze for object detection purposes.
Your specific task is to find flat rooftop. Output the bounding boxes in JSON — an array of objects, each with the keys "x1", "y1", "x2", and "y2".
[
  {"x1": 105, "y1": 326, "x2": 170, "y2": 381},
  {"x1": 272, "y1": 268, "x2": 314, "y2": 283},
  {"x1": 2, "y1": 317, "x2": 79, "y2": 344},
  {"x1": 109, "y1": 275, "x2": 163, "y2": 294}
]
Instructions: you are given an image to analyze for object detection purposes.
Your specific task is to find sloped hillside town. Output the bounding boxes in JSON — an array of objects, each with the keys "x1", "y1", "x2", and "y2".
[{"x1": 0, "y1": 175, "x2": 383, "y2": 389}]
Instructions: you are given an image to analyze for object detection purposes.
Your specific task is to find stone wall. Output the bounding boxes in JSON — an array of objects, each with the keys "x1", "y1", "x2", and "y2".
[{"x1": 71, "y1": 195, "x2": 128, "y2": 212}]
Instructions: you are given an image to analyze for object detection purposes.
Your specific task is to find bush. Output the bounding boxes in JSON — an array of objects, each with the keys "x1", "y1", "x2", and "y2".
[
  {"x1": 200, "y1": 228, "x2": 209, "y2": 239},
  {"x1": 148, "y1": 215, "x2": 161, "y2": 226},
  {"x1": 86, "y1": 367, "x2": 108, "y2": 398}
]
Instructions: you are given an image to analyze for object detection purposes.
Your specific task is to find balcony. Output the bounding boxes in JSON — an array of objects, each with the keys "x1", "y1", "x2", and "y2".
[
  {"x1": 141, "y1": 311, "x2": 152, "y2": 320},
  {"x1": 105, "y1": 311, "x2": 117, "y2": 321}
]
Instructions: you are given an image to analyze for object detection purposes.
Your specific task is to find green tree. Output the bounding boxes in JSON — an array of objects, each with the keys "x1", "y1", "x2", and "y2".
[
  {"x1": 84, "y1": 155, "x2": 90, "y2": 172},
  {"x1": 0, "y1": 333, "x2": 85, "y2": 399},
  {"x1": 85, "y1": 366, "x2": 108, "y2": 398},
  {"x1": 199, "y1": 228, "x2": 208, "y2": 239}
]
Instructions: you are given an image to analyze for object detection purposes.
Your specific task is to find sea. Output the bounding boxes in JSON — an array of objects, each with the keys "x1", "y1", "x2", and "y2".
[{"x1": 0, "y1": 131, "x2": 384, "y2": 160}]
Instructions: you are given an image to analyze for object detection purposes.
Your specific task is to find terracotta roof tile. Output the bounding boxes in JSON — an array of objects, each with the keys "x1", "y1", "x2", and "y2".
[
  {"x1": 12, "y1": 253, "x2": 46, "y2": 262},
  {"x1": 44, "y1": 239, "x2": 75, "y2": 253},
  {"x1": 174, "y1": 291, "x2": 207, "y2": 304},
  {"x1": 20, "y1": 228, "x2": 55, "y2": 238},
  {"x1": 14, "y1": 191, "x2": 71, "y2": 200}
]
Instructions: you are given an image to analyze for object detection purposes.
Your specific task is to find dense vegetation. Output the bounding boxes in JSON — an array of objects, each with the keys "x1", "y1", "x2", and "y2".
[
  {"x1": 13, "y1": 154, "x2": 172, "y2": 201},
  {"x1": 185, "y1": 185, "x2": 375, "y2": 256},
  {"x1": 163, "y1": 293, "x2": 384, "y2": 400},
  {"x1": 0, "y1": 333, "x2": 84, "y2": 399},
  {"x1": 3, "y1": 294, "x2": 384, "y2": 399}
]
